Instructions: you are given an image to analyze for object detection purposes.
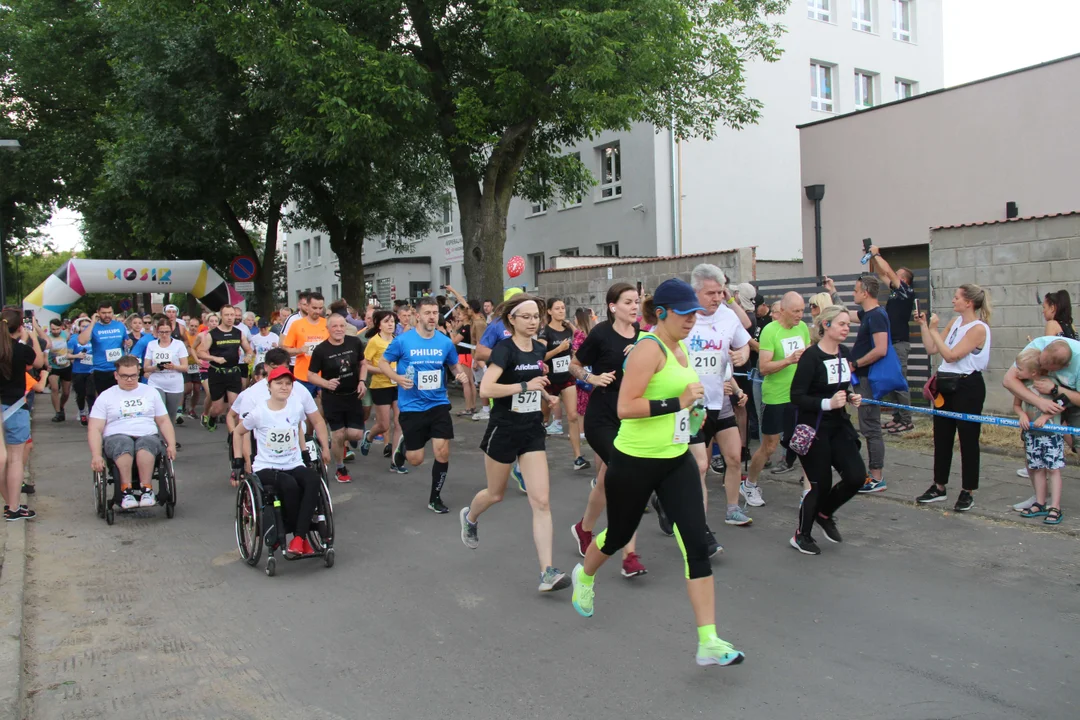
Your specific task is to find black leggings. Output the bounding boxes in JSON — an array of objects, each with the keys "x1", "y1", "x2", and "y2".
[
  {"x1": 583, "y1": 394, "x2": 620, "y2": 465},
  {"x1": 73, "y1": 374, "x2": 97, "y2": 412},
  {"x1": 599, "y1": 448, "x2": 711, "y2": 579},
  {"x1": 256, "y1": 466, "x2": 320, "y2": 538},
  {"x1": 796, "y1": 419, "x2": 866, "y2": 538},
  {"x1": 933, "y1": 372, "x2": 985, "y2": 491}
]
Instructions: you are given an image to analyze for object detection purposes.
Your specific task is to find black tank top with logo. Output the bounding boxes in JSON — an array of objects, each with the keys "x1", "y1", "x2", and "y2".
[{"x1": 210, "y1": 327, "x2": 243, "y2": 367}]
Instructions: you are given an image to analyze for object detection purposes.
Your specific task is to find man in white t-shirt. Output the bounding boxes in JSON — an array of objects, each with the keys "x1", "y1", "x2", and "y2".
[
  {"x1": 248, "y1": 318, "x2": 280, "y2": 367},
  {"x1": 88, "y1": 355, "x2": 177, "y2": 510}
]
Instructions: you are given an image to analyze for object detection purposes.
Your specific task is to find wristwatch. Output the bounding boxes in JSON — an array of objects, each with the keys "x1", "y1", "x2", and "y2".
[{"x1": 520, "y1": 381, "x2": 528, "y2": 393}]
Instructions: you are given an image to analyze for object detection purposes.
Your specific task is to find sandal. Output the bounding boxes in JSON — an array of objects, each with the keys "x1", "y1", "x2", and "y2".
[
  {"x1": 881, "y1": 421, "x2": 900, "y2": 431},
  {"x1": 888, "y1": 422, "x2": 915, "y2": 434},
  {"x1": 1044, "y1": 507, "x2": 1063, "y2": 525},
  {"x1": 456, "y1": 408, "x2": 476, "y2": 417},
  {"x1": 1020, "y1": 502, "x2": 1049, "y2": 518}
]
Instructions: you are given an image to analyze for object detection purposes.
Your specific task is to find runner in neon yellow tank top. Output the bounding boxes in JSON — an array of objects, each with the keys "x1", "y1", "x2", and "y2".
[{"x1": 569, "y1": 278, "x2": 746, "y2": 668}]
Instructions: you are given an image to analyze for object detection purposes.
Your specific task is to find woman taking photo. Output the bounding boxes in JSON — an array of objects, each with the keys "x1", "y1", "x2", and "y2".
[
  {"x1": 361, "y1": 311, "x2": 405, "y2": 472},
  {"x1": 569, "y1": 279, "x2": 745, "y2": 668},
  {"x1": 0, "y1": 308, "x2": 45, "y2": 520},
  {"x1": 915, "y1": 284, "x2": 992, "y2": 512},
  {"x1": 569, "y1": 283, "x2": 647, "y2": 579},
  {"x1": 789, "y1": 305, "x2": 866, "y2": 555},
  {"x1": 540, "y1": 298, "x2": 589, "y2": 470},
  {"x1": 459, "y1": 295, "x2": 568, "y2": 593}
]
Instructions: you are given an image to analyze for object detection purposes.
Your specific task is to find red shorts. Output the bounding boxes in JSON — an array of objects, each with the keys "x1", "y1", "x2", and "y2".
[{"x1": 459, "y1": 353, "x2": 473, "y2": 368}]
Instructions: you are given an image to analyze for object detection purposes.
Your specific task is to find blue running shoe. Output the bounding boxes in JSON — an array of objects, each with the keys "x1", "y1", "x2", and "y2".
[
  {"x1": 858, "y1": 476, "x2": 887, "y2": 494},
  {"x1": 511, "y1": 464, "x2": 526, "y2": 494},
  {"x1": 359, "y1": 431, "x2": 372, "y2": 456}
]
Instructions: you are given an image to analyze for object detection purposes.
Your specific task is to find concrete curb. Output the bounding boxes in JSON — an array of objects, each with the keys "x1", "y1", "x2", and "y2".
[{"x1": 0, "y1": 503, "x2": 27, "y2": 720}]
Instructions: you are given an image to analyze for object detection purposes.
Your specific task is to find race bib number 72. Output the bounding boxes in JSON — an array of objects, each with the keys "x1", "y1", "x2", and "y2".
[{"x1": 780, "y1": 336, "x2": 805, "y2": 358}]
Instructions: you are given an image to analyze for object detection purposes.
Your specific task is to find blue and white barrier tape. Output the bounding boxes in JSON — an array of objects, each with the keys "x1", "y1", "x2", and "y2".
[{"x1": 860, "y1": 398, "x2": 1080, "y2": 436}]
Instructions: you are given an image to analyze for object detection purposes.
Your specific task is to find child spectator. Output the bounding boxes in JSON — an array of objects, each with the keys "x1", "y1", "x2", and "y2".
[{"x1": 1013, "y1": 348, "x2": 1065, "y2": 524}]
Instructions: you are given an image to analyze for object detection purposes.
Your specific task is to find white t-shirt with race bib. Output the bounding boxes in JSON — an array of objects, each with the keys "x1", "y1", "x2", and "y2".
[
  {"x1": 687, "y1": 306, "x2": 751, "y2": 415},
  {"x1": 90, "y1": 384, "x2": 168, "y2": 438},
  {"x1": 242, "y1": 397, "x2": 307, "y2": 472},
  {"x1": 144, "y1": 339, "x2": 189, "y2": 394},
  {"x1": 249, "y1": 332, "x2": 280, "y2": 366}
]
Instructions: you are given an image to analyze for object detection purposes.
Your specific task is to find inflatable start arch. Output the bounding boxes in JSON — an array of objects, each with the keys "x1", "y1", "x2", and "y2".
[{"x1": 23, "y1": 259, "x2": 246, "y2": 322}]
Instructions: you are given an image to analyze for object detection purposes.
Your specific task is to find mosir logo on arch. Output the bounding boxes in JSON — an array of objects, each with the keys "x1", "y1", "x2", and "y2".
[{"x1": 107, "y1": 267, "x2": 173, "y2": 284}]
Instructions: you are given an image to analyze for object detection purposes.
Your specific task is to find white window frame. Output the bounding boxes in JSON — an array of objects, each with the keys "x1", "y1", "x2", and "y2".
[
  {"x1": 439, "y1": 266, "x2": 451, "y2": 288},
  {"x1": 598, "y1": 242, "x2": 619, "y2": 257},
  {"x1": 810, "y1": 62, "x2": 834, "y2": 113},
  {"x1": 854, "y1": 70, "x2": 876, "y2": 109},
  {"x1": 439, "y1": 196, "x2": 454, "y2": 236},
  {"x1": 851, "y1": 0, "x2": 872, "y2": 32},
  {"x1": 597, "y1": 143, "x2": 622, "y2": 201},
  {"x1": 302, "y1": 239, "x2": 311, "y2": 267},
  {"x1": 892, "y1": 0, "x2": 913, "y2": 42},
  {"x1": 560, "y1": 247, "x2": 579, "y2": 257},
  {"x1": 529, "y1": 199, "x2": 548, "y2": 216},
  {"x1": 331, "y1": 283, "x2": 339, "y2": 301},
  {"x1": 293, "y1": 242, "x2": 301, "y2": 269},
  {"x1": 313, "y1": 235, "x2": 322, "y2": 265},
  {"x1": 807, "y1": 0, "x2": 831, "y2": 22},
  {"x1": 895, "y1": 78, "x2": 916, "y2": 100}
]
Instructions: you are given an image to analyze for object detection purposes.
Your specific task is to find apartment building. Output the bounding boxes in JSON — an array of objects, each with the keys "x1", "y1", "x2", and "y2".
[{"x1": 288, "y1": 0, "x2": 943, "y2": 304}]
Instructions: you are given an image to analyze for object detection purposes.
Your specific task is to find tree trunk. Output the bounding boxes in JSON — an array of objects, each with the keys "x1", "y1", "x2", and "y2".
[
  {"x1": 219, "y1": 196, "x2": 283, "y2": 316},
  {"x1": 331, "y1": 222, "x2": 366, "y2": 311},
  {"x1": 141, "y1": 292, "x2": 153, "y2": 314},
  {"x1": 185, "y1": 294, "x2": 200, "y2": 317}
]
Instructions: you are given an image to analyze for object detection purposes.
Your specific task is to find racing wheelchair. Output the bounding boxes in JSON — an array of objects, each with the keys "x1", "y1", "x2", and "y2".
[
  {"x1": 234, "y1": 439, "x2": 335, "y2": 576},
  {"x1": 93, "y1": 447, "x2": 178, "y2": 525}
]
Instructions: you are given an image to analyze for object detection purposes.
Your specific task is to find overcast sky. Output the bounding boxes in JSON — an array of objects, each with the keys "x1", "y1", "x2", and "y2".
[{"x1": 38, "y1": 0, "x2": 1080, "y2": 253}]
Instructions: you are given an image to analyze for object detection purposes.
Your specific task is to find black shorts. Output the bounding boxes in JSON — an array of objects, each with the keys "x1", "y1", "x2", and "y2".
[
  {"x1": 322, "y1": 392, "x2": 365, "y2": 431},
  {"x1": 398, "y1": 404, "x2": 454, "y2": 451},
  {"x1": 480, "y1": 420, "x2": 546, "y2": 464},
  {"x1": 50, "y1": 365, "x2": 73, "y2": 383},
  {"x1": 370, "y1": 386, "x2": 398, "y2": 406},
  {"x1": 762, "y1": 403, "x2": 798, "y2": 447},
  {"x1": 690, "y1": 410, "x2": 738, "y2": 444},
  {"x1": 238, "y1": 365, "x2": 250, "y2": 379},
  {"x1": 583, "y1": 393, "x2": 620, "y2": 465},
  {"x1": 208, "y1": 367, "x2": 244, "y2": 401}
]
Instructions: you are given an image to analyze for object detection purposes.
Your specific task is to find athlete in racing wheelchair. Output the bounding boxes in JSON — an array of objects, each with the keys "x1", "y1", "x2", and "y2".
[
  {"x1": 87, "y1": 356, "x2": 178, "y2": 524},
  {"x1": 233, "y1": 366, "x2": 334, "y2": 575}
]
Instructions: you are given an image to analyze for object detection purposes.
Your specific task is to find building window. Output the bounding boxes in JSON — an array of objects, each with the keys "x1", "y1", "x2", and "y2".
[
  {"x1": 293, "y1": 242, "x2": 301, "y2": 268},
  {"x1": 528, "y1": 252, "x2": 545, "y2": 289},
  {"x1": 810, "y1": 62, "x2": 834, "y2": 112},
  {"x1": 331, "y1": 283, "x2": 339, "y2": 301},
  {"x1": 854, "y1": 71, "x2": 876, "y2": 109},
  {"x1": 892, "y1": 0, "x2": 912, "y2": 42},
  {"x1": 439, "y1": 195, "x2": 454, "y2": 236},
  {"x1": 807, "y1": 0, "x2": 831, "y2": 22},
  {"x1": 561, "y1": 247, "x2": 579, "y2": 256},
  {"x1": 598, "y1": 242, "x2": 619, "y2": 257},
  {"x1": 440, "y1": 266, "x2": 451, "y2": 288},
  {"x1": 895, "y1": 78, "x2": 916, "y2": 99},
  {"x1": 315, "y1": 286, "x2": 322, "y2": 297},
  {"x1": 562, "y1": 152, "x2": 584, "y2": 209},
  {"x1": 313, "y1": 235, "x2": 322, "y2": 264},
  {"x1": 598, "y1": 143, "x2": 622, "y2": 200},
  {"x1": 851, "y1": 0, "x2": 872, "y2": 32},
  {"x1": 302, "y1": 239, "x2": 311, "y2": 267},
  {"x1": 529, "y1": 199, "x2": 547, "y2": 216}
]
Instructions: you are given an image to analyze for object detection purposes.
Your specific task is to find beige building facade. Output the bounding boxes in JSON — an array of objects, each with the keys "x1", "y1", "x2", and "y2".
[{"x1": 798, "y1": 53, "x2": 1080, "y2": 277}]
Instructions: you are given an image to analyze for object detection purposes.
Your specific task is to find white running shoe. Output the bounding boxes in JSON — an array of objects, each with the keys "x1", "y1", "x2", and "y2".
[
  {"x1": 740, "y1": 481, "x2": 765, "y2": 507},
  {"x1": 1015, "y1": 468, "x2": 1030, "y2": 478},
  {"x1": 121, "y1": 493, "x2": 139, "y2": 510},
  {"x1": 546, "y1": 420, "x2": 563, "y2": 436},
  {"x1": 139, "y1": 490, "x2": 156, "y2": 508},
  {"x1": 471, "y1": 407, "x2": 490, "y2": 422},
  {"x1": 1012, "y1": 495, "x2": 1037, "y2": 512}
]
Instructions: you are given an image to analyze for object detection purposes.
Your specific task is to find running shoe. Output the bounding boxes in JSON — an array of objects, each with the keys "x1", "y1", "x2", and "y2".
[
  {"x1": 428, "y1": 497, "x2": 450, "y2": 514},
  {"x1": 571, "y1": 521, "x2": 592, "y2": 558},
  {"x1": 389, "y1": 462, "x2": 409, "y2": 475},
  {"x1": 139, "y1": 490, "x2": 156, "y2": 508},
  {"x1": 392, "y1": 435, "x2": 406, "y2": 469},
  {"x1": 301, "y1": 538, "x2": 316, "y2": 555},
  {"x1": 858, "y1": 476, "x2": 887, "y2": 494},
  {"x1": 573, "y1": 456, "x2": 591, "y2": 471},
  {"x1": 705, "y1": 527, "x2": 723, "y2": 557},
  {"x1": 789, "y1": 534, "x2": 821, "y2": 555},
  {"x1": 471, "y1": 407, "x2": 490, "y2": 422},
  {"x1": 916, "y1": 484, "x2": 947, "y2": 504},
  {"x1": 460, "y1": 507, "x2": 479, "y2": 549},
  {"x1": 546, "y1": 420, "x2": 563, "y2": 436},
  {"x1": 79, "y1": 412, "x2": 88, "y2": 427},
  {"x1": 725, "y1": 507, "x2": 753, "y2": 526},
  {"x1": 175, "y1": 411, "x2": 184, "y2": 426},
  {"x1": 709, "y1": 456, "x2": 725, "y2": 475},
  {"x1": 816, "y1": 514, "x2": 842, "y2": 543},
  {"x1": 335, "y1": 467, "x2": 352, "y2": 483},
  {"x1": 1012, "y1": 495, "x2": 1038, "y2": 512},
  {"x1": 287, "y1": 536, "x2": 314, "y2": 557},
  {"x1": 207, "y1": 416, "x2": 218, "y2": 432},
  {"x1": 21, "y1": 483, "x2": 35, "y2": 495},
  {"x1": 954, "y1": 490, "x2": 975, "y2": 512},
  {"x1": 121, "y1": 492, "x2": 139, "y2": 510},
  {"x1": 651, "y1": 494, "x2": 674, "y2": 536},
  {"x1": 344, "y1": 448, "x2": 356, "y2": 463},
  {"x1": 1015, "y1": 468, "x2": 1030, "y2": 479},
  {"x1": 201, "y1": 414, "x2": 210, "y2": 430},
  {"x1": 740, "y1": 481, "x2": 765, "y2": 507},
  {"x1": 4, "y1": 506, "x2": 35, "y2": 521},
  {"x1": 511, "y1": 464, "x2": 526, "y2": 494},
  {"x1": 538, "y1": 566, "x2": 570, "y2": 592},
  {"x1": 51, "y1": 412, "x2": 63, "y2": 423},
  {"x1": 382, "y1": 443, "x2": 392, "y2": 459},
  {"x1": 621, "y1": 552, "x2": 647, "y2": 578},
  {"x1": 770, "y1": 459, "x2": 795, "y2": 475},
  {"x1": 696, "y1": 637, "x2": 746, "y2": 667},
  {"x1": 571, "y1": 564, "x2": 594, "y2": 617},
  {"x1": 360, "y1": 432, "x2": 372, "y2": 456}
]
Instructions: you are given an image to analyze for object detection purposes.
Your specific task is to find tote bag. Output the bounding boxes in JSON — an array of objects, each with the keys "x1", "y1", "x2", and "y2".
[{"x1": 866, "y1": 308, "x2": 909, "y2": 400}]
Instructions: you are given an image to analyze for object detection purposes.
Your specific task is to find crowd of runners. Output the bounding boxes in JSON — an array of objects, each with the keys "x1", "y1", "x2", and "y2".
[{"x1": 8, "y1": 256, "x2": 1080, "y2": 667}]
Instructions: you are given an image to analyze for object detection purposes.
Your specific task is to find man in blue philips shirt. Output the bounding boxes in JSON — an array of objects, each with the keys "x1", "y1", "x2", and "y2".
[{"x1": 78, "y1": 301, "x2": 129, "y2": 392}]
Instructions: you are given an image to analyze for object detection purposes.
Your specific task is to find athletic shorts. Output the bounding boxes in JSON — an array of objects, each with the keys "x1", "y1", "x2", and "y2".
[
  {"x1": 548, "y1": 378, "x2": 576, "y2": 394},
  {"x1": 399, "y1": 404, "x2": 454, "y2": 451},
  {"x1": 1, "y1": 406, "x2": 30, "y2": 445},
  {"x1": 208, "y1": 367, "x2": 244, "y2": 401},
  {"x1": 238, "y1": 365, "x2": 250, "y2": 379},
  {"x1": 370, "y1": 386, "x2": 398, "y2": 406},
  {"x1": 322, "y1": 392, "x2": 365, "y2": 431},
  {"x1": 93, "y1": 370, "x2": 118, "y2": 392},
  {"x1": 50, "y1": 365, "x2": 73, "y2": 383},
  {"x1": 761, "y1": 403, "x2": 797, "y2": 447},
  {"x1": 199, "y1": 370, "x2": 209, "y2": 382},
  {"x1": 689, "y1": 409, "x2": 738, "y2": 444},
  {"x1": 459, "y1": 353, "x2": 472, "y2": 368},
  {"x1": 583, "y1": 393, "x2": 620, "y2": 465},
  {"x1": 103, "y1": 433, "x2": 164, "y2": 461},
  {"x1": 480, "y1": 420, "x2": 546, "y2": 464}
]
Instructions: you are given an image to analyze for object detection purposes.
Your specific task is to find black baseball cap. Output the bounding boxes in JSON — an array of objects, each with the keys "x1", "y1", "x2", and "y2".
[{"x1": 257, "y1": 318, "x2": 270, "y2": 329}]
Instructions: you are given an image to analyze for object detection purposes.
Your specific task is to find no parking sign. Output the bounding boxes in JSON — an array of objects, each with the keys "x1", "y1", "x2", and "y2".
[{"x1": 230, "y1": 256, "x2": 257, "y2": 282}]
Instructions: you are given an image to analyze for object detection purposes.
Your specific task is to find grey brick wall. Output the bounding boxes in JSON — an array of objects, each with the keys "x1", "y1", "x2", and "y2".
[{"x1": 929, "y1": 214, "x2": 1080, "y2": 412}]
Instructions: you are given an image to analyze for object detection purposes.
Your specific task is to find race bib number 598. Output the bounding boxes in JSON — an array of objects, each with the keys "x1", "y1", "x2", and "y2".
[{"x1": 417, "y1": 370, "x2": 442, "y2": 390}]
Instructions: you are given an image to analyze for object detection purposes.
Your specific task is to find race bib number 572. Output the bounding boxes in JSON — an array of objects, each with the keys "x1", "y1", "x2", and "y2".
[{"x1": 512, "y1": 389, "x2": 541, "y2": 413}]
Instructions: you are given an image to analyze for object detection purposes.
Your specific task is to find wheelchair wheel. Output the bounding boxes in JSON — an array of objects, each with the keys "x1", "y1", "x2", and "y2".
[
  {"x1": 106, "y1": 506, "x2": 114, "y2": 526},
  {"x1": 307, "y1": 475, "x2": 335, "y2": 553},
  {"x1": 161, "y1": 457, "x2": 177, "y2": 518},
  {"x1": 93, "y1": 471, "x2": 106, "y2": 519},
  {"x1": 235, "y1": 478, "x2": 262, "y2": 567},
  {"x1": 265, "y1": 555, "x2": 276, "y2": 577},
  {"x1": 324, "y1": 548, "x2": 335, "y2": 568}
]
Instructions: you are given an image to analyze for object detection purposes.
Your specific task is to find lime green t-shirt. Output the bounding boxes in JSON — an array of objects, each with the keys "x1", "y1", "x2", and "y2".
[{"x1": 758, "y1": 321, "x2": 811, "y2": 405}]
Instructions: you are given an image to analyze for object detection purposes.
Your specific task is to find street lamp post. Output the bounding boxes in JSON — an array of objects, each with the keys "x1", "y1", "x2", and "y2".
[{"x1": 0, "y1": 139, "x2": 23, "y2": 309}]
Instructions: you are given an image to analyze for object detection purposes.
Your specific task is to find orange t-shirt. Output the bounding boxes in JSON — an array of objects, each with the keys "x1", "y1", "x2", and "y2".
[{"x1": 283, "y1": 317, "x2": 329, "y2": 381}]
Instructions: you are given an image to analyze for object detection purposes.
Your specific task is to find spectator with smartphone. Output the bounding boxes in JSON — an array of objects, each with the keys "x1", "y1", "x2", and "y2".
[
  {"x1": 848, "y1": 274, "x2": 890, "y2": 493},
  {"x1": 867, "y1": 245, "x2": 916, "y2": 433}
]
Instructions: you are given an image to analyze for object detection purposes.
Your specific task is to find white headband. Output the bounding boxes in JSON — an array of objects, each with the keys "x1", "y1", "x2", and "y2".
[{"x1": 509, "y1": 299, "x2": 539, "y2": 317}]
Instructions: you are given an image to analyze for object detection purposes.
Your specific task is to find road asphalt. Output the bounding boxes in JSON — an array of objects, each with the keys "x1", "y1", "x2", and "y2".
[{"x1": 17, "y1": 400, "x2": 1080, "y2": 719}]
